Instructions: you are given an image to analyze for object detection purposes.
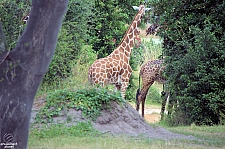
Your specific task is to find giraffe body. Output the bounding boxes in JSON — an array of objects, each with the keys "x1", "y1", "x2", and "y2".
[
  {"x1": 88, "y1": 49, "x2": 132, "y2": 96},
  {"x1": 88, "y1": 4, "x2": 148, "y2": 98},
  {"x1": 136, "y1": 59, "x2": 165, "y2": 117}
]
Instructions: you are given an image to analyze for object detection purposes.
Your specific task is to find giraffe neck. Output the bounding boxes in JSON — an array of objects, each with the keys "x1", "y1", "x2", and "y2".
[{"x1": 110, "y1": 8, "x2": 144, "y2": 63}]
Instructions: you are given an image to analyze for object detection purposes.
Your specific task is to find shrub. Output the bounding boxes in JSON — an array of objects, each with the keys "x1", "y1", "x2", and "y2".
[
  {"x1": 42, "y1": 0, "x2": 93, "y2": 84},
  {"x1": 154, "y1": 0, "x2": 225, "y2": 125},
  {"x1": 0, "y1": 0, "x2": 30, "y2": 49},
  {"x1": 35, "y1": 87, "x2": 124, "y2": 123}
]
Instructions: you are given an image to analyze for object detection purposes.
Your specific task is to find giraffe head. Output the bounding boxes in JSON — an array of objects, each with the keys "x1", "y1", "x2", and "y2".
[
  {"x1": 22, "y1": 12, "x2": 30, "y2": 24},
  {"x1": 130, "y1": 3, "x2": 151, "y2": 33},
  {"x1": 132, "y1": 3, "x2": 151, "y2": 18}
]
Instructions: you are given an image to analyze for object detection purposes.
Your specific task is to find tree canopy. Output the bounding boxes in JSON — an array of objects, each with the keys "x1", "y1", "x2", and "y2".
[{"x1": 154, "y1": 0, "x2": 225, "y2": 125}]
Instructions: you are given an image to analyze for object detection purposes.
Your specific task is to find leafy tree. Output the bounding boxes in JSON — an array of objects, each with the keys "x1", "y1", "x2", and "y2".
[
  {"x1": 88, "y1": 0, "x2": 140, "y2": 58},
  {"x1": 153, "y1": 0, "x2": 225, "y2": 125},
  {"x1": 0, "y1": 0, "x2": 31, "y2": 49},
  {"x1": 43, "y1": 0, "x2": 93, "y2": 83}
]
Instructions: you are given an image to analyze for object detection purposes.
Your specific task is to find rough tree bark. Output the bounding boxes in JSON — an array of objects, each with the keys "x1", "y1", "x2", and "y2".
[{"x1": 0, "y1": 0, "x2": 68, "y2": 148}]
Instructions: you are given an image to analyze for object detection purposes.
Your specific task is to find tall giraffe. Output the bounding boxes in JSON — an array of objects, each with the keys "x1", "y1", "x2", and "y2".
[
  {"x1": 88, "y1": 4, "x2": 150, "y2": 99},
  {"x1": 136, "y1": 59, "x2": 166, "y2": 117}
]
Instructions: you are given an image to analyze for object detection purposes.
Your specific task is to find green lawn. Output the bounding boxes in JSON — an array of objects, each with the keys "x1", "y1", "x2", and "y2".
[{"x1": 28, "y1": 122, "x2": 225, "y2": 149}]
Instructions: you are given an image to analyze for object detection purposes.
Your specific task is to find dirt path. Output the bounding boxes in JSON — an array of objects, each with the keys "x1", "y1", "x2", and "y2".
[{"x1": 144, "y1": 112, "x2": 161, "y2": 123}]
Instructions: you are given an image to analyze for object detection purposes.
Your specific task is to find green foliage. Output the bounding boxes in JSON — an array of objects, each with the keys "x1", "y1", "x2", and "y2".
[
  {"x1": 31, "y1": 122, "x2": 100, "y2": 139},
  {"x1": 142, "y1": 39, "x2": 164, "y2": 60},
  {"x1": 0, "y1": 0, "x2": 30, "y2": 49},
  {"x1": 35, "y1": 87, "x2": 124, "y2": 123},
  {"x1": 130, "y1": 44, "x2": 145, "y2": 70},
  {"x1": 154, "y1": 0, "x2": 225, "y2": 125},
  {"x1": 146, "y1": 86, "x2": 162, "y2": 104},
  {"x1": 75, "y1": 45, "x2": 97, "y2": 66},
  {"x1": 43, "y1": 0, "x2": 93, "y2": 84},
  {"x1": 43, "y1": 25, "x2": 76, "y2": 82},
  {"x1": 88, "y1": 0, "x2": 127, "y2": 58}
]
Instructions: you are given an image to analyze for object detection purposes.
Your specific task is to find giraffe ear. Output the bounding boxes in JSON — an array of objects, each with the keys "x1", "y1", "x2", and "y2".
[
  {"x1": 144, "y1": 8, "x2": 151, "y2": 12},
  {"x1": 132, "y1": 6, "x2": 140, "y2": 11}
]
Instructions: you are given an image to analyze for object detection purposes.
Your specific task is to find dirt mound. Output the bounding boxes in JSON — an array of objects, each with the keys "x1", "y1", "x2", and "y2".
[{"x1": 31, "y1": 100, "x2": 195, "y2": 141}]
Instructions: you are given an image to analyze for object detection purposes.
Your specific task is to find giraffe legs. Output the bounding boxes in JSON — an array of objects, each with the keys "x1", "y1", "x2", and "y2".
[
  {"x1": 117, "y1": 77, "x2": 131, "y2": 100},
  {"x1": 120, "y1": 82, "x2": 129, "y2": 99},
  {"x1": 118, "y1": 67, "x2": 132, "y2": 100},
  {"x1": 160, "y1": 91, "x2": 169, "y2": 120},
  {"x1": 112, "y1": 81, "x2": 126, "y2": 99},
  {"x1": 136, "y1": 81, "x2": 154, "y2": 117}
]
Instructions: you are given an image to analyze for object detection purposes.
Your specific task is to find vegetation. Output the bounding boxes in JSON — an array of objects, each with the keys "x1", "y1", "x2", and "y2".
[
  {"x1": 29, "y1": 123, "x2": 225, "y2": 148},
  {"x1": 153, "y1": 0, "x2": 225, "y2": 125},
  {"x1": 1, "y1": 0, "x2": 160, "y2": 103},
  {"x1": 1, "y1": 1, "x2": 225, "y2": 148},
  {"x1": 0, "y1": 0, "x2": 31, "y2": 49},
  {"x1": 43, "y1": 0, "x2": 94, "y2": 83},
  {"x1": 35, "y1": 87, "x2": 123, "y2": 123},
  {"x1": 30, "y1": 122, "x2": 100, "y2": 139}
]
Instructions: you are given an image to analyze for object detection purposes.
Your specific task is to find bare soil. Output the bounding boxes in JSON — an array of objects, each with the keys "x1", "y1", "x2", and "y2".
[
  {"x1": 145, "y1": 113, "x2": 161, "y2": 123},
  {"x1": 31, "y1": 99, "x2": 195, "y2": 141}
]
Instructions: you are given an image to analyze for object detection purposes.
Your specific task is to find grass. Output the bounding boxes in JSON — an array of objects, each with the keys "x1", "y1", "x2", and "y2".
[
  {"x1": 29, "y1": 134, "x2": 160, "y2": 149},
  {"x1": 28, "y1": 121, "x2": 225, "y2": 149},
  {"x1": 166, "y1": 124, "x2": 225, "y2": 148}
]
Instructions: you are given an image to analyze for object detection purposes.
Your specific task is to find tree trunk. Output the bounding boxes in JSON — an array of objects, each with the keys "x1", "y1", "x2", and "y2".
[{"x1": 0, "y1": 0, "x2": 68, "y2": 148}]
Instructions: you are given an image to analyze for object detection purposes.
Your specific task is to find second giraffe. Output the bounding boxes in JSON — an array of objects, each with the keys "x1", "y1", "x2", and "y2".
[{"x1": 136, "y1": 59, "x2": 165, "y2": 117}]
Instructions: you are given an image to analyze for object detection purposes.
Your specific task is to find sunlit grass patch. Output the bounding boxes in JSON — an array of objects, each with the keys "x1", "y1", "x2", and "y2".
[
  {"x1": 166, "y1": 124, "x2": 225, "y2": 148},
  {"x1": 29, "y1": 123, "x2": 224, "y2": 149}
]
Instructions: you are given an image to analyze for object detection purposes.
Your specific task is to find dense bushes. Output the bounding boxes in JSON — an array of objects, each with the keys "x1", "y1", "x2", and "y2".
[
  {"x1": 35, "y1": 87, "x2": 123, "y2": 123},
  {"x1": 0, "y1": 0, "x2": 31, "y2": 49},
  {"x1": 154, "y1": 0, "x2": 225, "y2": 125},
  {"x1": 43, "y1": 0, "x2": 93, "y2": 83},
  {"x1": 87, "y1": 0, "x2": 142, "y2": 58}
]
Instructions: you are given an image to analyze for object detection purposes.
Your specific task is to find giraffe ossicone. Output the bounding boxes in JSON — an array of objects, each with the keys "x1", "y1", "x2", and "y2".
[{"x1": 88, "y1": 4, "x2": 150, "y2": 99}]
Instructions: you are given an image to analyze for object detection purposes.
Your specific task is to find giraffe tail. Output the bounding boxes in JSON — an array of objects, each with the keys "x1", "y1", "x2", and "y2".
[{"x1": 136, "y1": 88, "x2": 140, "y2": 103}]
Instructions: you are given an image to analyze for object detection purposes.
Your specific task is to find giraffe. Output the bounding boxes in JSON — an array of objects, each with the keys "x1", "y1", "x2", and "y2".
[
  {"x1": 22, "y1": 12, "x2": 30, "y2": 24},
  {"x1": 88, "y1": 4, "x2": 150, "y2": 99},
  {"x1": 136, "y1": 59, "x2": 166, "y2": 117}
]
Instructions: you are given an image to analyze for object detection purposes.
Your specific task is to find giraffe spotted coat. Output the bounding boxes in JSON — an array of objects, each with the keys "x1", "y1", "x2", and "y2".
[
  {"x1": 88, "y1": 4, "x2": 148, "y2": 98},
  {"x1": 136, "y1": 59, "x2": 165, "y2": 117}
]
